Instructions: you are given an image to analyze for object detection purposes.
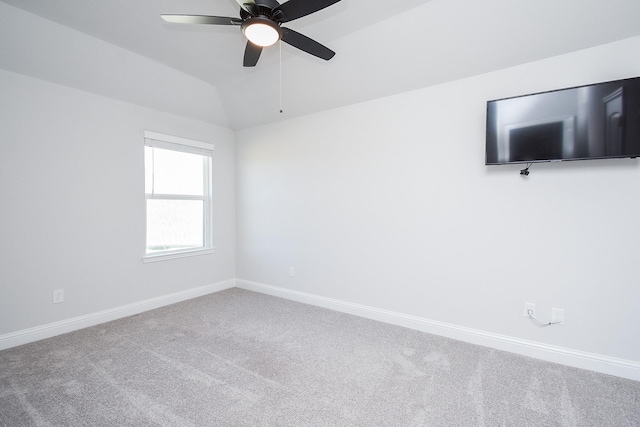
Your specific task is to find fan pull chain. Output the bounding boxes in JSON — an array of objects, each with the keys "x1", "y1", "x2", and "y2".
[{"x1": 279, "y1": 39, "x2": 283, "y2": 114}]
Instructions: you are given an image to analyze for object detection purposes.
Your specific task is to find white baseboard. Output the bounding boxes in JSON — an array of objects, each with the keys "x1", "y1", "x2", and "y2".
[
  {"x1": 0, "y1": 279, "x2": 235, "y2": 351},
  {"x1": 3, "y1": 278, "x2": 638, "y2": 382},
  {"x1": 236, "y1": 279, "x2": 640, "y2": 382}
]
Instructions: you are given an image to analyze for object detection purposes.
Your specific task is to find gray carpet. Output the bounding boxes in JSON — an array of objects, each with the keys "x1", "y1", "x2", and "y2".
[{"x1": 1, "y1": 288, "x2": 639, "y2": 426}]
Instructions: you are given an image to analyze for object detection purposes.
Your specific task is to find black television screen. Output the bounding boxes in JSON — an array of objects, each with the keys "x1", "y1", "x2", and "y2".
[{"x1": 486, "y1": 76, "x2": 640, "y2": 165}]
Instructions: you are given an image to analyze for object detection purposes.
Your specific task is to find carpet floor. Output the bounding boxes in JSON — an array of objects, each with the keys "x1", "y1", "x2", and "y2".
[{"x1": 1, "y1": 288, "x2": 639, "y2": 426}]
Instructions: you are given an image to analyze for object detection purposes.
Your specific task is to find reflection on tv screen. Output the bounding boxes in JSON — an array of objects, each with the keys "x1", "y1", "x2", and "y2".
[{"x1": 486, "y1": 76, "x2": 640, "y2": 165}]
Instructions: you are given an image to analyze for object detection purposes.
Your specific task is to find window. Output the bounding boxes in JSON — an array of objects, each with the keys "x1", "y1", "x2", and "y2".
[{"x1": 143, "y1": 131, "x2": 214, "y2": 261}]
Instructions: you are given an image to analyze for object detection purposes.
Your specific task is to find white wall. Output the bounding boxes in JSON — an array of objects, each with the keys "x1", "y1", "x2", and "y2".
[
  {"x1": 0, "y1": 69, "x2": 236, "y2": 336},
  {"x1": 236, "y1": 37, "x2": 640, "y2": 366}
]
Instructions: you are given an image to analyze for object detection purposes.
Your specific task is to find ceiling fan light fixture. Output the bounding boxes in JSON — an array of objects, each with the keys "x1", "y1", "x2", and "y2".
[{"x1": 242, "y1": 18, "x2": 281, "y2": 47}]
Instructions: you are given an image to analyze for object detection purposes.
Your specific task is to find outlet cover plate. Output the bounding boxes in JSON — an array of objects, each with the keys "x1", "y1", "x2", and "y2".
[
  {"x1": 523, "y1": 302, "x2": 536, "y2": 318},
  {"x1": 53, "y1": 289, "x2": 64, "y2": 304},
  {"x1": 551, "y1": 308, "x2": 564, "y2": 325}
]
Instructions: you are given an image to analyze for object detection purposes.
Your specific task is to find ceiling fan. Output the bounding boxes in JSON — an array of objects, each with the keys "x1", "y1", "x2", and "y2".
[{"x1": 161, "y1": 0, "x2": 342, "y2": 67}]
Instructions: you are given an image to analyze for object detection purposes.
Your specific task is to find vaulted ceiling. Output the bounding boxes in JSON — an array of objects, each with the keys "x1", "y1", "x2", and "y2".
[{"x1": 2, "y1": 0, "x2": 640, "y2": 130}]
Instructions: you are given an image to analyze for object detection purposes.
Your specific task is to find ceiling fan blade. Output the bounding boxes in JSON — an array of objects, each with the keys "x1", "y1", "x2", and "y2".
[
  {"x1": 234, "y1": 0, "x2": 258, "y2": 16},
  {"x1": 161, "y1": 14, "x2": 242, "y2": 25},
  {"x1": 274, "y1": 0, "x2": 341, "y2": 23},
  {"x1": 281, "y1": 28, "x2": 335, "y2": 60},
  {"x1": 243, "y1": 41, "x2": 263, "y2": 67}
]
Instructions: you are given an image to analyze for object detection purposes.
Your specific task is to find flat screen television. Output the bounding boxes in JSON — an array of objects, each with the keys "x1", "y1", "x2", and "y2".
[{"x1": 486, "y1": 76, "x2": 640, "y2": 165}]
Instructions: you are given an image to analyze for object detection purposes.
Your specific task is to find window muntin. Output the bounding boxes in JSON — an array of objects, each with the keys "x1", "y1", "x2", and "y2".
[{"x1": 144, "y1": 132, "x2": 213, "y2": 259}]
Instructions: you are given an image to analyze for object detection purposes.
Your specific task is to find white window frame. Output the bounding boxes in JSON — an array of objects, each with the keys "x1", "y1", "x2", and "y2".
[{"x1": 143, "y1": 131, "x2": 215, "y2": 263}]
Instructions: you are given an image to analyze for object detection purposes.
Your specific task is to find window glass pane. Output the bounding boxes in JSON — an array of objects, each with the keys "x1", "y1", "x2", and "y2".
[
  {"x1": 147, "y1": 147, "x2": 204, "y2": 196},
  {"x1": 146, "y1": 199, "x2": 204, "y2": 253}
]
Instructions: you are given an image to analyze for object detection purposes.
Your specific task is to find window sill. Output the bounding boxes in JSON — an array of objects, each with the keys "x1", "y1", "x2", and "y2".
[{"x1": 142, "y1": 247, "x2": 217, "y2": 263}]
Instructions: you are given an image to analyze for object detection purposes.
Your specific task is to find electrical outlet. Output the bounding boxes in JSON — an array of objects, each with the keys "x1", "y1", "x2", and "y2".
[
  {"x1": 289, "y1": 267, "x2": 295, "y2": 278},
  {"x1": 523, "y1": 302, "x2": 536, "y2": 318},
  {"x1": 551, "y1": 308, "x2": 564, "y2": 325},
  {"x1": 53, "y1": 289, "x2": 64, "y2": 304}
]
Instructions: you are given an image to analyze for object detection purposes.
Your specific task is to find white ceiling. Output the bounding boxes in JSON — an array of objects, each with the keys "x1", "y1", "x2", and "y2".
[{"x1": 2, "y1": 0, "x2": 640, "y2": 130}]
